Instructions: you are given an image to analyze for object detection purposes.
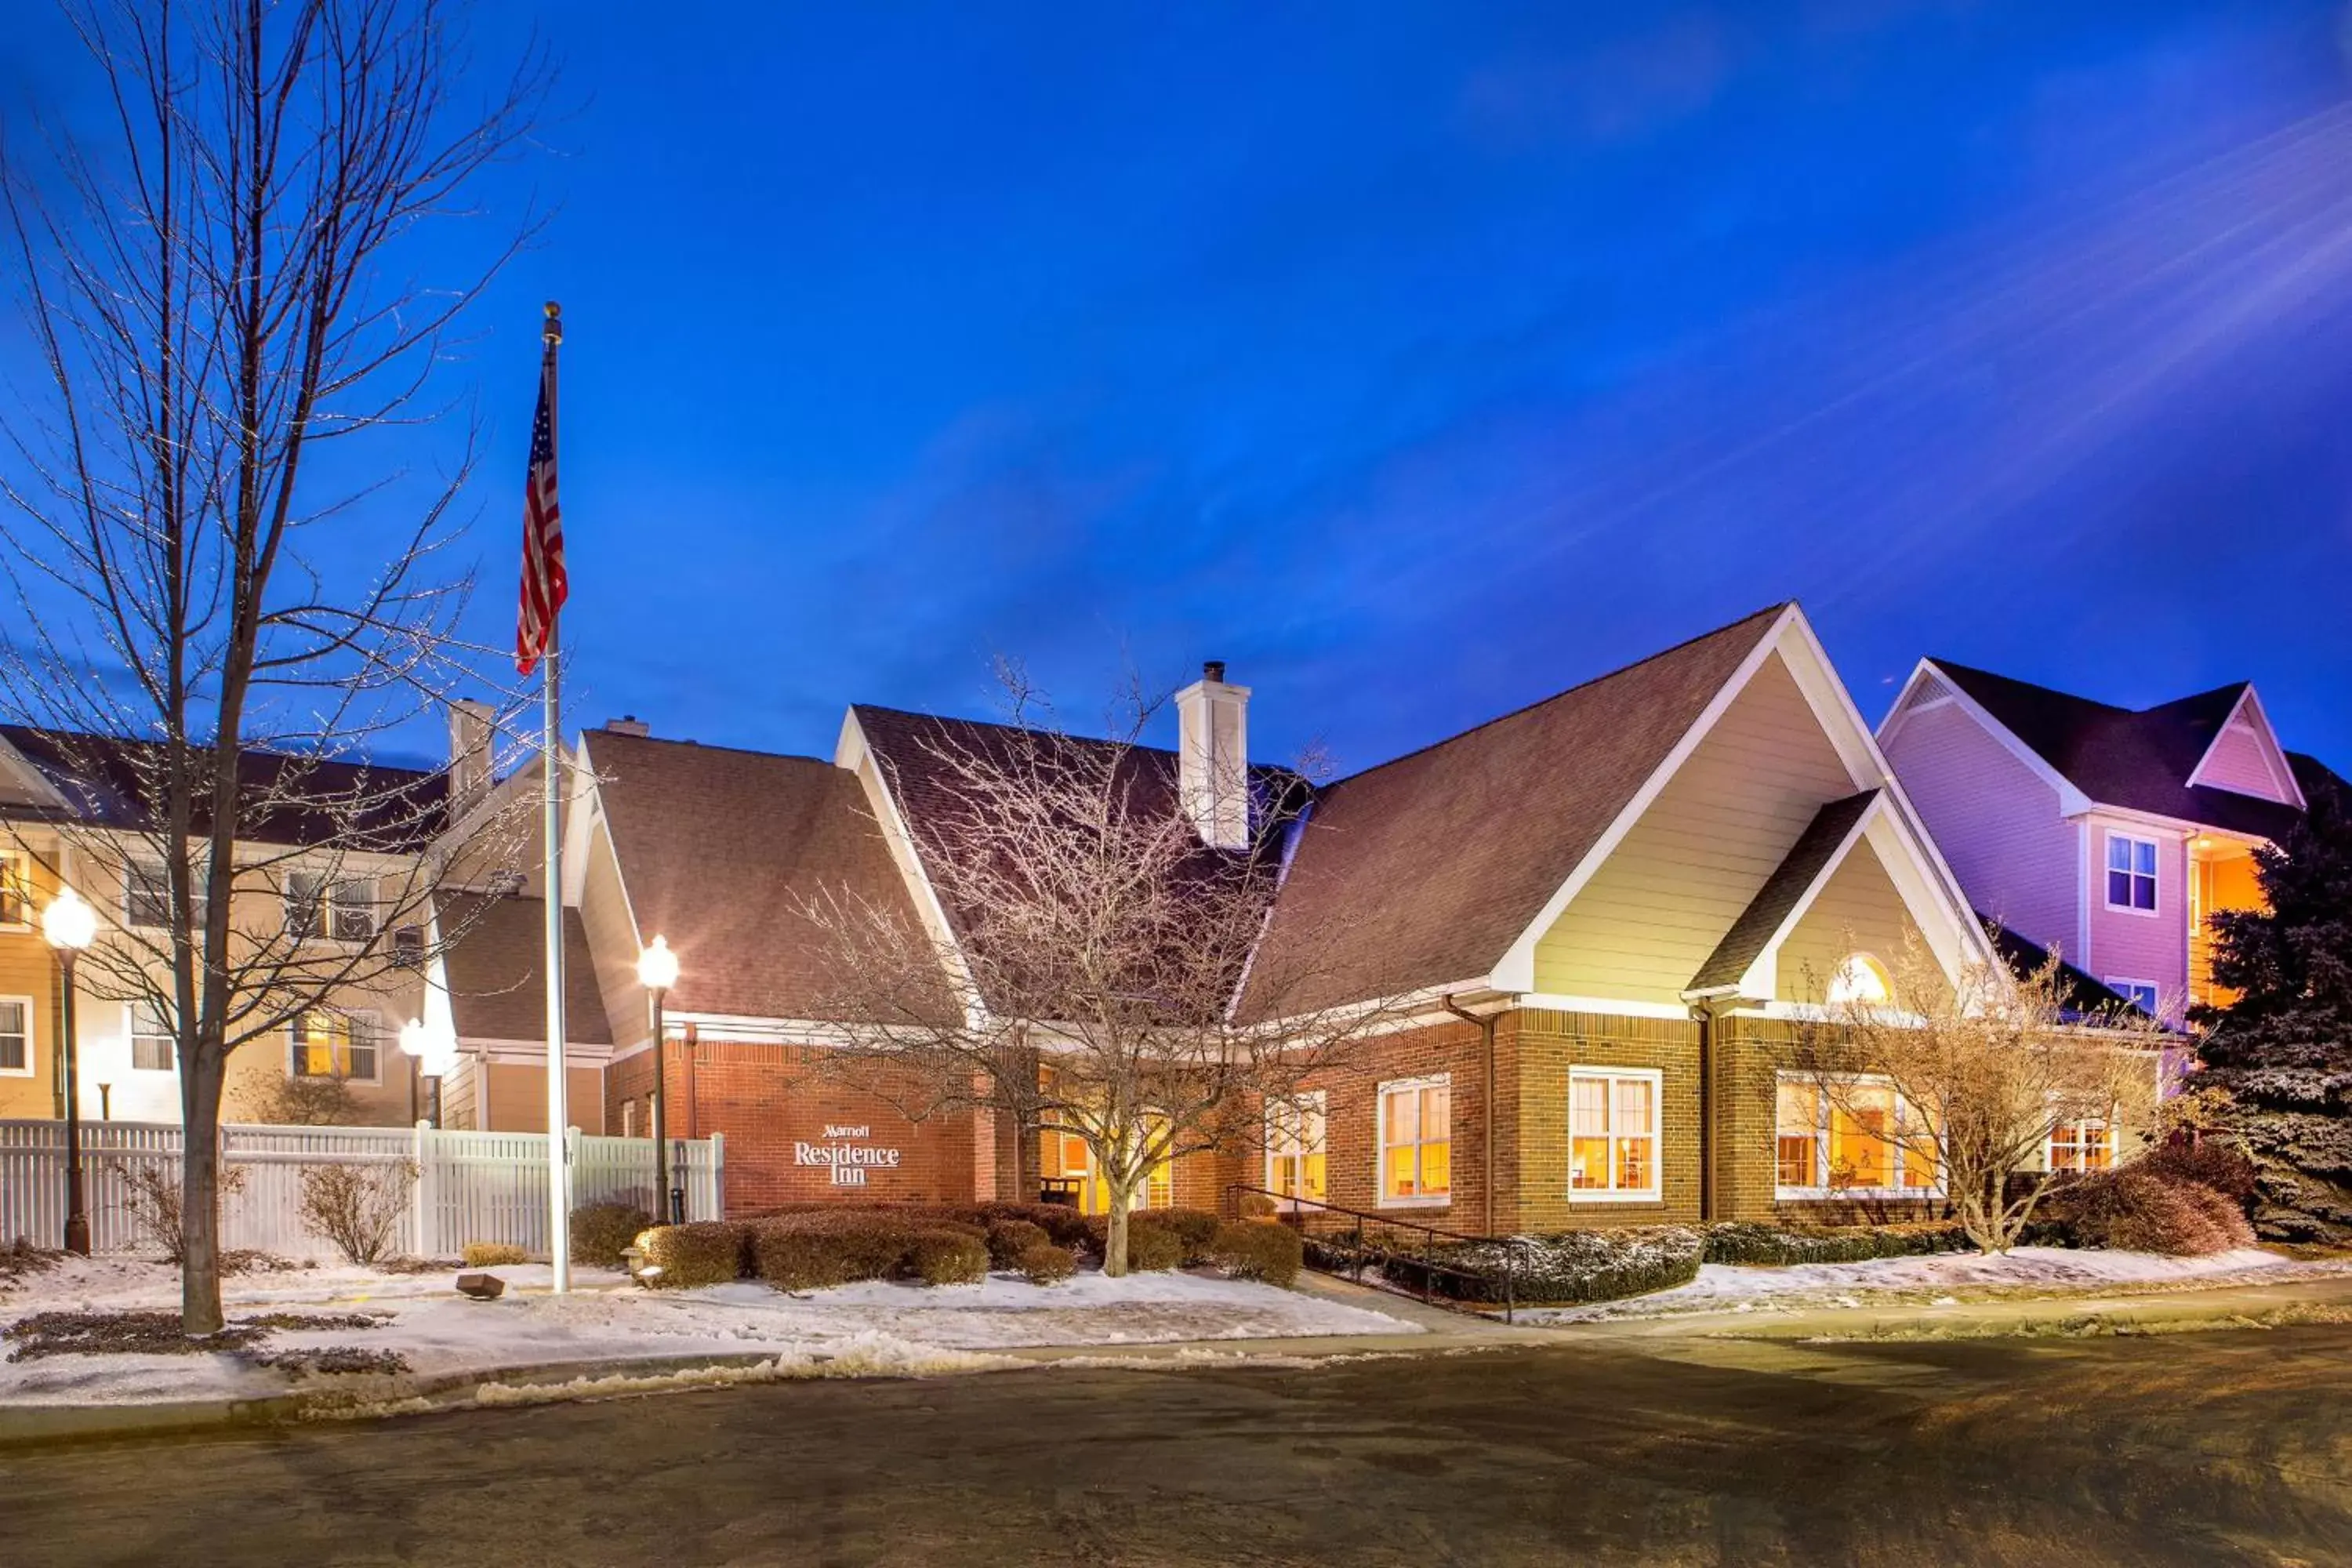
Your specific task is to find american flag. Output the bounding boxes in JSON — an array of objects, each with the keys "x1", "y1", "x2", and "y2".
[{"x1": 516, "y1": 352, "x2": 568, "y2": 676}]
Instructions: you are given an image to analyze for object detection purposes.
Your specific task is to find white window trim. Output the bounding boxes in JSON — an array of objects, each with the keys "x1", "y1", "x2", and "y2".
[
  {"x1": 1567, "y1": 1065, "x2": 1662, "y2": 1203},
  {"x1": 285, "y1": 871, "x2": 379, "y2": 947},
  {"x1": 1263, "y1": 1090, "x2": 1327, "y2": 1200},
  {"x1": 2103, "y1": 830, "x2": 2161, "y2": 919},
  {"x1": 123, "y1": 856, "x2": 172, "y2": 931},
  {"x1": 0, "y1": 993, "x2": 33, "y2": 1077},
  {"x1": 2045, "y1": 1117, "x2": 2116, "y2": 1173},
  {"x1": 1375, "y1": 1073, "x2": 1452, "y2": 1210},
  {"x1": 0, "y1": 851, "x2": 30, "y2": 932},
  {"x1": 286, "y1": 1007, "x2": 383, "y2": 1086},
  {"x1": 2104, "y1": 977, "x2": 2161, "y2": 1017},
  {"x1": 1773, "y1": 1071, "x2": 1944, "y2": 1200},
  {"x1": 125, "y1": 1001, "x2": 177, "y2": 1074}
]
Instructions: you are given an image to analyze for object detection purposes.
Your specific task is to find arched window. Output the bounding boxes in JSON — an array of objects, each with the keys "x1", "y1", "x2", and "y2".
[{"x1": 1825, "y1": 953, "x2": 1893, "y2": 1007}]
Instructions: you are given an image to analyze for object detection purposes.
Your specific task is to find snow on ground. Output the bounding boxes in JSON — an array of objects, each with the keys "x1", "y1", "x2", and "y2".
[
  {"x1": 1523, "y1": 1247, "x2": 2343, "y2": 1323},
  {"x1": 0, "y1": 1255, "x2": 1420, "y2": 1407}
]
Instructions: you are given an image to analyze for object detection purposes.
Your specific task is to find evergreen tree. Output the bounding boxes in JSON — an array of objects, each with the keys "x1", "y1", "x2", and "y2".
[{"x1": 2197, "y1": 772, "x2": 2352, "y2": 1241}]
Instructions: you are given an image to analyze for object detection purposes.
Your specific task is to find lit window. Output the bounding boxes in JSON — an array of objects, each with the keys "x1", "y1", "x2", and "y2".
[
  {"x1": 2049, "y1": 1120, "x2": 2113, "y2": 1173},
  {"x1": 130, "y1": 1003, "x2": 175, "y2": 1073},
  {"x1": 1040, "y1": 1119, "x2": 1171, "y2": 1214},
  {"x1": 2106, "y1": 833, "x2": 2158, "y2": 913},
  {"x1": 1569, "y1": 1069, "x2": 1660, "y2": 1200},
  {"x1": 285, "y1": 872, "x2": 376, "y2": 942},
  {"x1": 289, "y1": 1011, "x2": 379, "y2": 1083},
  {"x1": 1775, "y1": 1073, "x2": 1937, "y2": 1195},
  {"x1": 1265, "y1": 1092, "x2": 1327, "y2": 1205},
  {"x1": 1825, "y1": 953, "x2": 1893, "y2": 1007},
  {"x1": 1379, "y1": 1076, "x2": 1450, "y2": 1204},
  {"x1": 0, "y1": 998, "x2": 28, "y2": 1076},
  {"x1": 0, "y1": 853, "x2": 27, "y2": 927},
  {"x1": 124, "y1": 858, "x2": 172, "y2": 929}
]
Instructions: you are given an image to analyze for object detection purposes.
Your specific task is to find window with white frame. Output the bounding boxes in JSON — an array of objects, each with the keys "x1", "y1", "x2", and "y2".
[
  {"x1": 2049, "y1": 1118, "x2": 2114, "y2": 1173},
  {"x1": 1824, "y1": 953, "x2": 1893, "y2": 1007},
  {"x1": 1774, "y1": 1073, "x2": 1939, "y2": 1196},
  {"x1": 0, "y1": 851, "x2": 27, "y2": 927},
  {"x1": 1569, "y1": 1068, "x2": 1661, "y2": 1200},
  {"x1": 124, "y1": 857, "x2": 172, "y2": 928},
  {"x1": 285, "y1": 871, "x2": 376, "y2": 943},
  {"x1": 1377, "y1": 1075, "x2": 1450, "y2": 1205},
  {"x1": 1265, "y1": 1091, "x2": 1327, "y2": 1204},
  {"x1": 129, "y1": 1002, "x2": 175, "y2": 1073},
  {"x1": 0, "y1": 997, "x2": 29, "y2": 1076},
  {"x1": 288, "y1": 1009, "x2": 379, "y2": 1083},
  {"x1": 2105, "y1": 978, "x2": 2160, "y2": 1018},
  {"x1": 2106, "y1": 833, "x2": 2158, "y2": 913}
]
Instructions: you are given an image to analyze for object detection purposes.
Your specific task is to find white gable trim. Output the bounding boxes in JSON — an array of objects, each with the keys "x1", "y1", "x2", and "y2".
[
  {"x1": 834, "y1": 709, "x2": 989, "y2": 1030},
  {"x1": 2185, "y1": 687, "x2": 2306, "y2": 810},
  {"x1": 1889, "y1": 660, "x2": 2094, "y2": 817},
  {"x1": 1488, "y1": 606, "x2": 1799, "y2": 993},
  {"x1": 1731, "y1": 795, "x2": 1883, "y2": 998}
]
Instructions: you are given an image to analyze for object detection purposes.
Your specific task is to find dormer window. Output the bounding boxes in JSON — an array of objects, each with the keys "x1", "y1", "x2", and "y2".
[
  {"x1": 1824, "y1": 953, "x2": 1893, "y2": 1007},
  {"x1": 2106, "y1": 833, "x2": 2158, "y2": 914}
]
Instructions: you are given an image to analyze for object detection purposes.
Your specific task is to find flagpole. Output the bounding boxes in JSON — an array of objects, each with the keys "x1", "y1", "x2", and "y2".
[{"x1": 541, "y1": 299, "x2": 572, "y2": 1293}]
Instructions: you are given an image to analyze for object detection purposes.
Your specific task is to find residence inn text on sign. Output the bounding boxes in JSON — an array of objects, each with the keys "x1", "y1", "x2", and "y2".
[{"x1": 793, "y1": 1126, "x2": 903, "y2": 1186}]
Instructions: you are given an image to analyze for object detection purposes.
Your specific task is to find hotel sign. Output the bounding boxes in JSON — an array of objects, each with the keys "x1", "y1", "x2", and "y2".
[{"x1": 793, "y1": 1124, "x2": 903, "y2": 1187}]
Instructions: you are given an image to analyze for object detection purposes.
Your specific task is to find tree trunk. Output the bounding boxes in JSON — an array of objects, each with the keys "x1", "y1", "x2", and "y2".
[
  {"x1": 1101, "y1": 1174, "x2": 1135, "y2": 1279},
  {"x1": 180, "y1": 1053, "x2": 226, "y2": 1334}
]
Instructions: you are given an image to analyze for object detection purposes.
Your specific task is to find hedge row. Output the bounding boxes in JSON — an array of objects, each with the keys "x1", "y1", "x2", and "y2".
[{"x1": 1700, "y1": 1220, "x2": 1968, "y2": 1267}]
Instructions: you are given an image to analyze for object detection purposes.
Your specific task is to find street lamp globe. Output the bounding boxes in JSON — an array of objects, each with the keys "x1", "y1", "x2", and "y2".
[
  {"x1": 42, "y1": 887, "x2": 97, "y2": 953},
  {"x1": 637, "y1": 934, "x2": 679, "y2": 992},
  {"x1": 399, "y1": 1016, "x2": 429, "y2": 1058}
]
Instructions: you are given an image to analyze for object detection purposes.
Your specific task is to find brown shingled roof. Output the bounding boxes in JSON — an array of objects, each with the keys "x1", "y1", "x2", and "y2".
[
  {"x1": 588, "y1": 730, "x2": 935, "y2": 1022},
  {"x1": 439, "y1": 892, "x2": 612, "y2": 1044},
  {"x1": 1240, "y1": 604, "x2": 1790, "y2": 1017}
]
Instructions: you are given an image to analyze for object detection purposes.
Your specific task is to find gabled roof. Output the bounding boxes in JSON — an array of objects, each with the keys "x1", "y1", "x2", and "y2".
[
  {"x1": 1924, "y1": 662, "x2": 2307, "y2": 840},
  {"x1": 1983, "y1": 917, "x2": 2151, "y2": 1022},
  {"x1": 0, "y1": 724, "x2": 449, "y2": 851},
  {"x1": 1240, "y1": 604, "x2": 1791, "y2": 1016},
  {"x1": 1690, "y1": 790, "x2": 1878, "y2": 993},
  {"x1": 438, "y1": 892, "x2": 612, "y2": 1045},
  {"x1": 589, "y1": 730, "x2": 935, "y2": 1022}
]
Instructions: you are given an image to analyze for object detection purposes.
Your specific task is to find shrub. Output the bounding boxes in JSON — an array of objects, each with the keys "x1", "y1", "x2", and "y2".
[
  {"x1": 985, "y1": 1219, "x2": 1050, "y2": 1269},
  {"x1": 1084, "y1": 1207, "x2": 1219, "y2": 1269},
  {"x1": 1145, "y1": 1207, "x2": 1222, "y2": 1263},
  {"x1": 1388, "y1": 1226, "x2": 1704, "y2": 1306},
  {"x1": 461, "y1": 1242, "x2": 528, "y2": 1268},
  {"x1": 2038, "y1": 1168, "x2": 2256, "y2": 1256},
  {"x1": 296, "y1": 1160, "x2": 418, "y2": 1266},
  {"x1": 572, "y1": 1203, "x2": 656, "y2": 1269},
  {"x1": 2138, "y1": 1140, "x2": 2260, "y2": 1210},
  {"x1": 636, "y1": 1221, "x2": 751, "y2": 1288},
  {"x1": 906, "y1": 1229, "x2": 989, "y2": 1286},
  {"x1": 1236, "y1": 1192, "x2": 1279, "y2": 1220},
  {"x1": 1122, "y1": 1221, "x2": 1185, "y2": 1272},
  {"x1": 1014, "y1": 1241, "x2": 1076, "y2": 1285},
  {"x1": 1208, "y1": 1221, "x2": 1302, "y2": 1287},
  {"x1": 115, "y1": 1160, "x2": 246, "y2": 1264},
  {"x1": 747, "y1": 1210, "x2": 992, "y2": 1290},
  {"x1": 1701, "y1": 1221, "x2": 1969, "y2": 1267},
  {"x1": 974, "y1": 1202, "x2": 1095, "y2": 1250}
]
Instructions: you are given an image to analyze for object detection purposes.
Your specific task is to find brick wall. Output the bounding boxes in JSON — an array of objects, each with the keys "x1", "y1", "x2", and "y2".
[
  {"x1": 1298, "y1": 1018, "x2": 1498, "y2": 1237},
  {"x1": 606, "y1": 1037, "x2": 981, "y2": 1213},
  {"x1": 1512, "y1": 1009, "x2": 1704, "y2": 1231}
]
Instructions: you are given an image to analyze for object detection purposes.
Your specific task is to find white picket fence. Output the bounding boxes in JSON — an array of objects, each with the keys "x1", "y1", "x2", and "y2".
[{"x1": 0, "y1": 1120, "x2": 724, "y2": 1262}]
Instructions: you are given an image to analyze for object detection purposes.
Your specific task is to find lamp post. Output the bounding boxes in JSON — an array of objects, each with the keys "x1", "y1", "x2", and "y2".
[
  {"x1": 400, "y1": 1016, "x2": 448, "y2": 1127},
  {"x1": 42, "y1": 887, "x2": 97, "y2": 1255},
  {"x1": 400, "y1": 1017, "x2": 427, "y2": 1126},
  {"x1": 636, "y1": 935, "x2": 680, "y2": 1223}
]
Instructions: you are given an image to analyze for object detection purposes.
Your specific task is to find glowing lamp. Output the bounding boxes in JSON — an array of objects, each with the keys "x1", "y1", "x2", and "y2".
[
  {"x1": 42, "y1": 887, "x2": 97, "y2": 953},
  {"x1": 637, "y1": 935, "x2": 679, "y2": 993}
]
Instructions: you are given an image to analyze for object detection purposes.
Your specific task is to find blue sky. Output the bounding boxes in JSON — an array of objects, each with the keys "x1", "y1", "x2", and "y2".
[{"x1": 9, "y1": 2, "x2": 2352, "y2": 778}]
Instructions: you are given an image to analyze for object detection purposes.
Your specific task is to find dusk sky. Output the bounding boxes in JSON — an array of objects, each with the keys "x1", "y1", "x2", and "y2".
[{"x1": 9, "y1": 2, "x2": 2352, "y2": 778}]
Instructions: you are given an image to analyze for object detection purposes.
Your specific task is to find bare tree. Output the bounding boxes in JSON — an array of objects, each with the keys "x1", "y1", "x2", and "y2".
[
  {"x1": 0, "y1": 0, "x2": 549, "y2": 1331},
  {"x1": 801, "y1": 670, "x2": 1406, "y2": 1276},
  {"x1": 1782, "y1": 934, "x2": 2165, "y2": 1253}
]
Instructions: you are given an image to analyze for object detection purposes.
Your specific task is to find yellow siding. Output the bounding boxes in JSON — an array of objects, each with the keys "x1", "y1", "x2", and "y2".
[
  {"x1": 0, "y1": 852, "x2": 60, "y2": 1120},
  {"x1": 1773, "y1": 839, "x2": 1922, "y2": 1004},
  {"x1": 482, "y1": 1061, "x2": 606, "y2": 1134},
  {"x1": 1533, "y1": 652, "x2": 1857, "y2": 1004}
]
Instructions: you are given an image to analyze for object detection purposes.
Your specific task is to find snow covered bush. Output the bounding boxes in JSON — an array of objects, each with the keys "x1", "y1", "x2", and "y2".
[
  {"x1": 1702, "y1": 1221, "x2": 1967, "y2": 1266},
  {"x1": 572, "y1": 1203, "x2": 655, "y2": 1268},
  {"x1": 636, "y1": 1221, "x2": 751, "y2": 1288},
  {"x1": 296, "y1": 1160, "x2": 416, "y2": 1265},
  {"x1": 1014, "y1": 1241, "x2": 1076, "y2": 1284},
  {"x1": 1207, "y1": 1220, "x2": 1303, "y2": 1287},
  {"x1": 461, "y1": 1242, "x2": 528, "y2": 1267},
  {"x1": 1390, "y1": 1226, "x2": 1704, "y2": 1306},
  {"x1": 2037, "y1": 1168, "x2": 2256, "y2": 1255}
]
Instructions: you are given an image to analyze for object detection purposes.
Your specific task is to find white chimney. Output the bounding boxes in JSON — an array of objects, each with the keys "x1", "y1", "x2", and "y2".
[
  {"x1": 447, "y1": 699, "x2": 495, "y2": 806},
  {"x1": 1175, "y1": 660, "x2": 1250, "y2": 851}
]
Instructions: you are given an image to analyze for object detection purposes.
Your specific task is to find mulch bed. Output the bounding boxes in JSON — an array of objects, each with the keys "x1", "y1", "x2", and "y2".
[{"x1": 3, "y1": 1308, "x2": 391, "y2": 1364}]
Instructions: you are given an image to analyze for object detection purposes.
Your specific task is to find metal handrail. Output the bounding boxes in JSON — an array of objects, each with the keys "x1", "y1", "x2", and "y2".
[{"x1": 1223, "y1": 1182, "x2": 1530, "y2": 1323}]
